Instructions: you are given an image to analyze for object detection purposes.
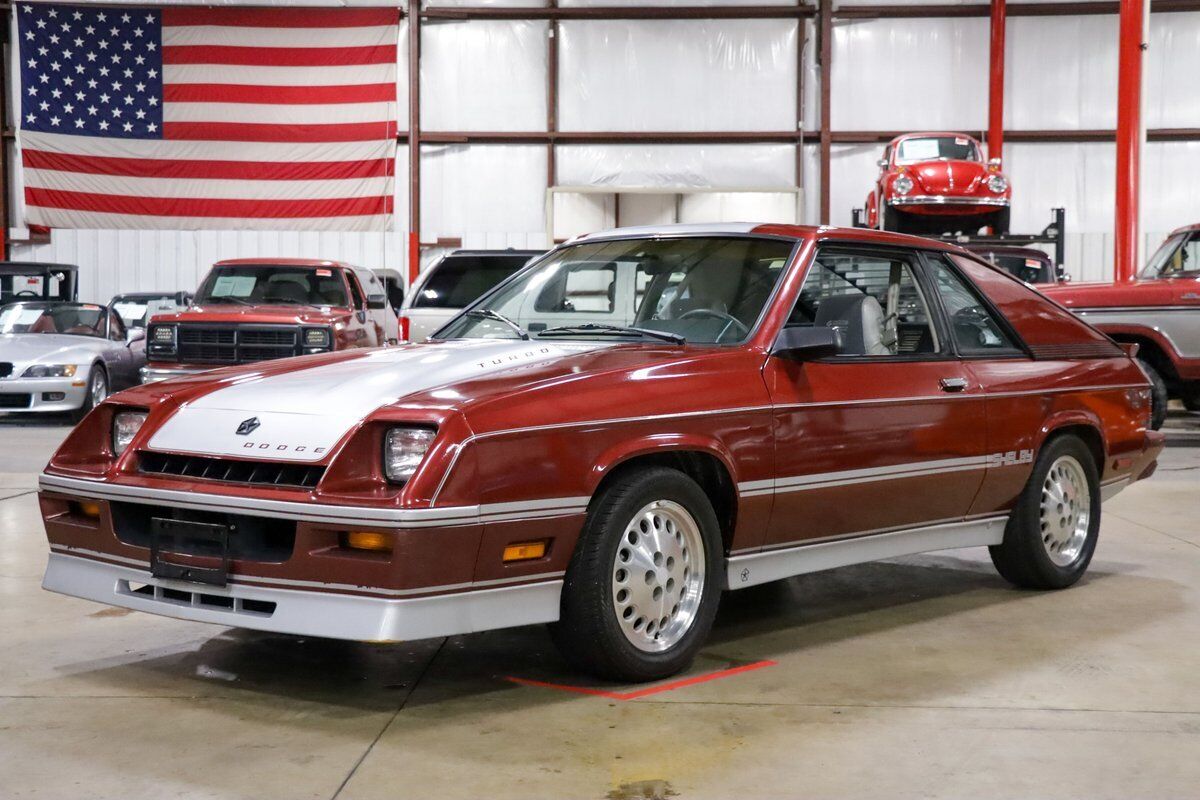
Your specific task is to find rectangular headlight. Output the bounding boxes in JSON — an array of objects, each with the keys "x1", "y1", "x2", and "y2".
[
  {"x1": 304, "y1": 327, "x2": 331, "y2": 347},
  {"x1": 151, "y1": 325, "x2": 175, "y2": 343},
  {"x1": 383, "y1": 427, "x2": 435, "y2": 484},
  {"x1": 112, "y1": 410, "x2": 148, "y2": 457}
]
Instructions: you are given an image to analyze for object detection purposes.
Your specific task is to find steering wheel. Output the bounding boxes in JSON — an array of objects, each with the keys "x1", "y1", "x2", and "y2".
[{"x1": 679, "y1": 308, "x2": 750, "y2": 342}]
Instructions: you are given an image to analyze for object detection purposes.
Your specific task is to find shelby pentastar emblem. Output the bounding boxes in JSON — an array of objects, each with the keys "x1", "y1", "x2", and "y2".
[{"x1": 235, "y1": 417, "x2": 261, "y2": 436}]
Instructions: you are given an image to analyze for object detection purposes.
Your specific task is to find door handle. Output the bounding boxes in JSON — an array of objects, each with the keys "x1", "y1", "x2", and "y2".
[{"x1": 939, "y1": 377, "x2": 969, "y2": 393}]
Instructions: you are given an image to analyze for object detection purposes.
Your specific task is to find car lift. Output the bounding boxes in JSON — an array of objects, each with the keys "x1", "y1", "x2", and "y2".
[{"x1": 851, "y1": 207, "x2": 1067, "y2": 270}]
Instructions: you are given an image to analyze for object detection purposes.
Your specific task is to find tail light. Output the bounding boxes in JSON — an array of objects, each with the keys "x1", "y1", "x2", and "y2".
[{"x1": 398, "y1": 313, "x2": 410, "y2": 342}]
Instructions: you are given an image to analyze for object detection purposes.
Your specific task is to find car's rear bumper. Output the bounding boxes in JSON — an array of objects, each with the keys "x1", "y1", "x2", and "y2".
[
  {"x1": 43, "y1": 550, "x2": 561, "y2": 642},
  {"x1": 0, "y1": 376, "x2": 89, "y2": 412}
]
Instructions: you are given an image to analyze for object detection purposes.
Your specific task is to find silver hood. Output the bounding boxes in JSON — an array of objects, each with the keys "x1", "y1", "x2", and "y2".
[{"x1": 0, "y1": 333, "x2": 109, "y2": 373}]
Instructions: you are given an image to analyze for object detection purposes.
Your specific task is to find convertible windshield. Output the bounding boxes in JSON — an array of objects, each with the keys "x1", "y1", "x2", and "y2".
[
  {"x1": 896, "y1": 136, "x2": 981, "y2": 164},
  {"x1": 1141, "y1": 232, "x2": 1200, "y2": 278},
  {"x1": 435, "y1": 236, "x2": 794, "y2": 345},
  {"x1": 0, "y1": 302, "x2": 106, "y2": 336},
  {"x1": 195, "y1": 265, "x2": 348, "y2": 307}
]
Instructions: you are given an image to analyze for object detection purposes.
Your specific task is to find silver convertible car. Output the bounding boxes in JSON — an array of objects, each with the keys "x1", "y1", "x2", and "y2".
[{"x1": 0, "y1": 302, "x2": 146, "y2": 420}]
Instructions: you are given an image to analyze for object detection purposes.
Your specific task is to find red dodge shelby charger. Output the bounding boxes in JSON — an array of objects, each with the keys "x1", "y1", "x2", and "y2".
[{"x1": 39, "y1": 224, "x2": 1162, "y2": 681}]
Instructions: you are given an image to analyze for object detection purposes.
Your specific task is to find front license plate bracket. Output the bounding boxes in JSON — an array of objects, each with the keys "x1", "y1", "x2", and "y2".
[{"x1": 150, "y1": 517, "x2": 231, "y2": 586}]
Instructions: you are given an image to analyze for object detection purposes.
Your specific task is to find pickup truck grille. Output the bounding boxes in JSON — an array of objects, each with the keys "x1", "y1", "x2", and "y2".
[
  {"x1": 176, "y1": 325, "x2": 299, "y2": 365},
  {"x1": 140, "y1": 451, "x2": 325, "y2": 489}
]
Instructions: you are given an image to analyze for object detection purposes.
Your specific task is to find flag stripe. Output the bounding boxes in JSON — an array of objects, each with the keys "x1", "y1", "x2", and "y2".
[
  {"x1": 162, "y1": 24, "x2": 397, "y2": 49},
  {"x1": 23, "y1": 149, "x2": 391, "y2": 181},
  {"x1": 26, "y1": 187, "x2": 394, "y2": 219},
  {"x1": 162, "y1": 101, "x2": 395, "y2": 125},
  {"x1": 24, "y1": 169, "x2": 393, "y2": 201},
  {"x1": 22, "y1": 131, "x2": 391, "y2": 162},
  {"x1": 162, "y1": 7, "x2": 399, "y2": 29},
  {"x1": 164, "y1": 64, "x2": 397, "y2": 87},
  {"x1": 163, "y1": 121, "x2": 397, "y2": 143},
  {"x1": 164, "y1": 83, "x2": 396, "y2": 105},
  {"x1": 23, "y1": 208, "x2": 394, "y2": 232},
  {"x1": 163, "y1": 44, "x2": 397, "y2": 68}
]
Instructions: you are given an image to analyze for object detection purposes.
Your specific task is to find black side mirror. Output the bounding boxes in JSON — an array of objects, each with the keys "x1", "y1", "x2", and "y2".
[
  {"x1": 771, "y1": 326, "x2": 842, "y2": 361},
  {"x1": 367, "y1": 294, "x2": 387, "y2": 310}
]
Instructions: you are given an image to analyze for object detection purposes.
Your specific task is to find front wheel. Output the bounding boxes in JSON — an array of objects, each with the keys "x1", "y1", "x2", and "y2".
[
  {"x1": 550, "y1": 467, "x2": 723, "y2": 682},
  {"x1": 990, "y1": 206, "x2": 1011, "y2": 235},
  {"x1": 989, "y1": 435, "x2": 1100, "y2": 590},
  {"x1": 1181, "y1": 382, "x2": 1200, "y2": 413},
  {"x1": 72, "y1": 365, "x2": 108, "y2": 423}
]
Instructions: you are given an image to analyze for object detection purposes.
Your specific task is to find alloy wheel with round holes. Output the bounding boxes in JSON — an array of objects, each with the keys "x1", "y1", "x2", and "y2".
[
  {"x1": 990, "y1": 435, "x2": 1101, "y2": 590},
  {"x1": 551, "y1": 466, "x2": 722, "y2": 682}
]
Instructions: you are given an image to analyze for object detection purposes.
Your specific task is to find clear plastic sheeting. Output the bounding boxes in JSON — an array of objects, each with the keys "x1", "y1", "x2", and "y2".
[
  {"x1": 559, "y1": 20, "x2": 798, "y2": 132},
  {"x1": 561, "y1": 0, "x2": 795, "y2": 5},
  {"x1": 831, "y1": 18, "x2": 987, "y2": 131},
  {"x1": 1005, "y1": 16, "x2": 1117, "y2": 130},
  {"x1": 557, "y1": 144, "x2": 796, "y2": 189},
  {"x1": 679, "y1": 193, "x2": 798, "y2": 225},
  {"x1": 420, "y1": 145, "x2": 548, "y2": 249},
  {"x1": 1146, "y1": 13, "x2": 1200, "y2": 129},
  {"x1": 421, "y1": 20, "x2": 548, "y2": 131}
]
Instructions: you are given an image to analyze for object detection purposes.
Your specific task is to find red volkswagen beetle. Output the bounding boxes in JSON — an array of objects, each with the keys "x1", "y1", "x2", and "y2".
[
  {"x1": 38, "y1": 224, "x2": 1160, "y2": 682},
  {"x1": 866, "y1": 132, "x2": 1012, "y2": 236}
]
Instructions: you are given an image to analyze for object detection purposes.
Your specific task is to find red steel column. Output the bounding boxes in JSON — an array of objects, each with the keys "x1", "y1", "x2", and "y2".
[
  {"x1": 987, "y1": 0, "x2": 1006, "y2": 163},
  {"x1": 408, "y1": 3, "x2": 422, "y2": 285},
  {"x1": 1114, "y1": 0, "x2": 1147, "y2": 283}
]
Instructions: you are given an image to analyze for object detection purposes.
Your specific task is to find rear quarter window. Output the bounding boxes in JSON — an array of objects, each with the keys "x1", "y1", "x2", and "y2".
[
  {"x1": 414, "y1": 256, "x2": 531, "y2": 309},
  {"x1": 948, "y1": 254, "x2": 1122, "y2": 357}
]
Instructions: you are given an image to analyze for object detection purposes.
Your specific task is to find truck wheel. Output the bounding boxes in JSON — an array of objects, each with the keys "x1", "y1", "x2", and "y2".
[
  {"x1": 1136, "y1": 358, "x2": 1168, "y2": 430},
  {"x1": 551, "y1": 466, "x2": 723, "y2": 682},
  {"x1": 72, "y1": 365, "x2": 107, "y2": 423},
  {"x1": 989, "y1": 435, "x2": 1100, "y2": 590}
]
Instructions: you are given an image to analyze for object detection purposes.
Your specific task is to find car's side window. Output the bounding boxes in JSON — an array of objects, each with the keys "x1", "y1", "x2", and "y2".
[
  {"x1": 345, "y1": 272, "x2": 366, "y2": 310},
  {"x1": 788, "y1": 249, "x2": 939, "y2": 357},
  {"x1": 925, "y1": 255, "x2": 1019, "y2": 355}
]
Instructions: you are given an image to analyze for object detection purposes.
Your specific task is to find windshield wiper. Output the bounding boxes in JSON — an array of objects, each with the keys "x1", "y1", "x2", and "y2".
[
  {"x1": 466, "y1": 308, "x2": 529, "y2": 340},
  {"x1": 538, "y1": 323, "x2": 685, "y2": 345}
]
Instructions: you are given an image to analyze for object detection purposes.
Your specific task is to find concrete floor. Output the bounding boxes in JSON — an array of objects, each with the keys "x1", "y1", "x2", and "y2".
[{"x1": 2, "y1": 413, "x2": 1198, "y2": 800}]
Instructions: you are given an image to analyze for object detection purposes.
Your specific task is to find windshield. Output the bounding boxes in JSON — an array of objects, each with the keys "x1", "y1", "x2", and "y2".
[
  {"x1": 896, "y1": 136, "x2": 981, "y2": 165},
  {"x1": 415, "y1": 254, "x2": 537, "y2": 309},
  {"x1": 112, "y1": 295, "x2": 180, "y2": 328},
  {"x1": 0, "y1": 268, "x2": 74, "y2": 304},
  {"x1": 195, "y1": 265, "x2": 348, "y2": 307},
  {"x1": 0, "y1": 302, "x2": 105, "y2": 336},
  {"x1": 435, "y1": 236, "x2": 794, "y2": 345},
  {"x1": 977, "y1": 253, "x2": 1053, "y2": 284},
  {"x1": 1141, "y1": 232, "x2": 1200, "y2": 278}
]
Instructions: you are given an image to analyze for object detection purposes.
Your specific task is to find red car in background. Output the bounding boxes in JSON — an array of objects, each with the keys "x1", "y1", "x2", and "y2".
[
  {"x1": 1041, "y1": 223, "x2": 1200, "y2": 428},
  {"x1": 866, "y1": 132, "x2": 1011, "y2": 236},
  {"x1": 140, "y1": 259, "x2": 400, "y2": 383}
]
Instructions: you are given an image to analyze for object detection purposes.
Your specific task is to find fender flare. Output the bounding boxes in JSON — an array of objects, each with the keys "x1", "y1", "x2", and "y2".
[{"x1": 587, "y1": 433, "x2": 741, "y2": 497}]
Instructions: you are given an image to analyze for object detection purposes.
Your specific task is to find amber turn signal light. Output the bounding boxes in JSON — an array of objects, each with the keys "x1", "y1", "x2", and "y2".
[
  {"x1": 75, "y1": 501, "x2": 101, "y2": 519},
  {"x1": 341, "y1": 531, "x2": 392, "y2": 553},
  {"x1": 502, "y1": 541, "x2": 547, "y2": 562}
]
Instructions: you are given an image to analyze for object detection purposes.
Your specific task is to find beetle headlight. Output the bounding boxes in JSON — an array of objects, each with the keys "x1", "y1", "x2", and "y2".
[
  {"x1": 383, "y1": 427, "x2": 436, "y2": 484},
  {"x1": 893, "y1": 174, "x2": 914, "y2": 195},
  {"x1": 987, "y1": 174, "x2": 1008, "y2": 193},
  {"x1": 112, "y1": 410, "x2": 148, "y2": 456},
  {"x1": 22, "y1": 364, "x2": 77, "y2": 378}
]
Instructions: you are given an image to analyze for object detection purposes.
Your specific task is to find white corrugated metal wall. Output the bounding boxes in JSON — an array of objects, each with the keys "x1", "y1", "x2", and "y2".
[{"x1": 5, "y1": 0, "x2": 1200, "y2": 302}]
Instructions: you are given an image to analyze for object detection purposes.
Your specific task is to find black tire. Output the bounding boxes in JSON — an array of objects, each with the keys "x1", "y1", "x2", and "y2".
[
  {"x1": 550, "y1": 466, "x2": 723, "y2": 682},
  {"x1": 989, "y1": 435, "x2": 1101, "y2": 590},
  {"x1": 882, "y1": 205, "x2": 903, "y2": 233},
  {"x1": 991, "y1": 206, "x2": 1011, "y2": 235},
  {"x1": 72, "y1": 364, "x2": 107, "y2": 423},
  {"x1": 1181, "y1": 382, "x2": 1200, "y2": 413},
  {"x1": 1136, "y1": 357, "x2": 1168, "y2": 430}
]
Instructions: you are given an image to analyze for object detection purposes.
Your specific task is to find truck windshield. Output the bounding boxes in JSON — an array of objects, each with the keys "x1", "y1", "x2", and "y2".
[
  {"x1": 896, "y1": 136, "x2": 981, "y2": 164},
  {"x1": 435, "y1": 236, "x2": 794, "y2": 345},
  {"x1": 0, "y1": 302, "x2": 105, "y2": 337},
  {"x1": 1141, "y1": 232, "x2": 1200, "y2": 278},
  {"x1": 195, "y1": 265, "x2": 348, "y2": 307}
]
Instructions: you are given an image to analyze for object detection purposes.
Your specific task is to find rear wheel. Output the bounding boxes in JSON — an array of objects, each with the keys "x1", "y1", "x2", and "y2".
[
  {"x1": 1181, "y1": 382, "x2": 1200, "y2": 413},
  {"x1": 550, "y1": 466, "x2": 722, "y2": 682},
  {"x1": 72, "y1": 365, "x2": 107, "y2": 423},
  {"x1": 1136, "y1": 357, "x2": 1168, "y2": 430},
  {"x1": 990, "y1": 435, "x2": 1100, "y2": 590}
]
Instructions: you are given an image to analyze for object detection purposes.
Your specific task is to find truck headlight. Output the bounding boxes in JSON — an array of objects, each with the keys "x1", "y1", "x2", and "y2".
[
  {"x1": 303, "y1": 327, "x2": 332, "y2": 351},
  {"x1": 112, "y1": 410, "x2": 148, "y2": 456},
  {"x1": 383, "y1": 427, "x2": 436, "y2": 484},
  {"x1": 148, "y1": 324, "x2": 176, "y2": 355},
  {"x1": 22, "y1": 364, "x2": 77, "y2": 378},
  {"x1": 893, "y1": 174, "x2": 913, "y2": 195},
  {"x1": 987, "y1": 174, "x2": 1008, "y2": 193}
]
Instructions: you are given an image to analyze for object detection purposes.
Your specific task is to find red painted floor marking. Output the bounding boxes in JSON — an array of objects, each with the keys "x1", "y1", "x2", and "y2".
[{"x1": 505, "y1": 659, "x2": 777, "y2": 701}]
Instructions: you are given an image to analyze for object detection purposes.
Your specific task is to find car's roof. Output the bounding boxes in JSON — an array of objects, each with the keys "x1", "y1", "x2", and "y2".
[
  {"x1": 0, "y1": 261, "x2": 79, "y2": 273},
  {"x1": 571, "y1": 222, "x2": 975, "y2": 255},
  {"x1": 888, "y1": 131, "x2": 981, "y2": 146},
  {"x1": 213, "y1": 258, "x2": 353, "y2": 269},
  {"x1": 1168, "y1": 222, "x2": 1200, "y2": 236},
  {"x1": 447, "y1": 249, "x2": 545, "y2": 257}
]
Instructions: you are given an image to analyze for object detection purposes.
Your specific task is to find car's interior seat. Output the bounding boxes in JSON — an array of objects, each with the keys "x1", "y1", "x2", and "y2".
[
  {"x1": 814, "y1": 293, "x2": 892, "y2": 356},
  {"x1": 29, "y1": 315, "x2": 58, "y2": 334}
]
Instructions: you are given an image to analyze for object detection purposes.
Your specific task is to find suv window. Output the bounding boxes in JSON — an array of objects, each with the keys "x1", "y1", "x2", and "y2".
[
  {"x1": 789, "y1": 249, "x2": 939, "y2": 357},
  {"x1": 414, "y1": 255, "x2": 532, "y2": 309},
  {"x1": 926, "y1": 255, "x2": 1018, "y2": 354},
  {"x1": 535, "y1": 261, "x2": 617, "y2": 313}
]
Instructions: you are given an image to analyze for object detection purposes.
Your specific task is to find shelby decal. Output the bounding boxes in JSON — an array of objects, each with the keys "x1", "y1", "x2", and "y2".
[{"x1": 987, "y1": 450, "x2": 1034, "y2": 467}]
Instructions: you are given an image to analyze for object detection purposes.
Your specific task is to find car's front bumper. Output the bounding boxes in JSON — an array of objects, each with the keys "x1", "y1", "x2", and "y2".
[
  {"x1": 0, "y1": 375, "x2": 89, "y2": 412},
  {"x1": 889, "y1": 196, "x2": 1009, "y2": 211},
  {"x1": 43, "y1": 549, "x2": 561, "y2": 642},
  {"x1": 139, "y1": 364, "x2": 214, "y2": 384}
]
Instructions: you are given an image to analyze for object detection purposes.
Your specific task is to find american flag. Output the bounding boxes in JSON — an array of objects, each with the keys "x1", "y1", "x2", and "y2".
[{"x1": 17, "y1": 3, "x2": 398, "y2": 231}]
